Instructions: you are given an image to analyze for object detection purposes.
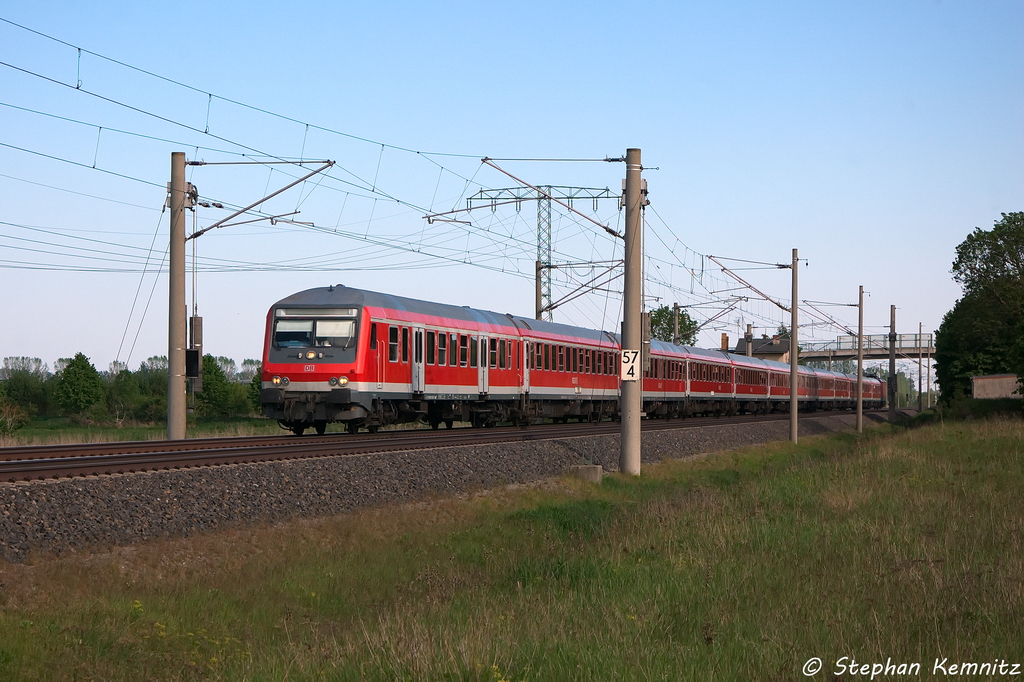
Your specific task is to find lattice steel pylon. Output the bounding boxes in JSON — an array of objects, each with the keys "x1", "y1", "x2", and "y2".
[
  {"x1": 468, "y1": 185, "x2": 618, "y2": 321},
  {"x1": 536, "y1": 186, "x2": 553, "y2": 321}
]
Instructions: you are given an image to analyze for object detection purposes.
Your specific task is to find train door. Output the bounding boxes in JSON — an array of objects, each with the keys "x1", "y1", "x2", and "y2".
[
  {"x1": 412, "y1": 326, "x2": 425, "y2": 394},
  {"x1": 478, "y1": 336, "x2": 489, "y2": 395},
  {"x1": 522, "y1": 341, "x2": 530, "y2": 393},
  {"x1": 373, "y1": 321, "x2": 383, "y2": 390}
]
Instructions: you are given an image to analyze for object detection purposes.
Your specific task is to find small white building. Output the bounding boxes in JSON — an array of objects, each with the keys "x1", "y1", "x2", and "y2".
[{"x1": 970, "y1": 374, "x2": 1022, "y2": 399}]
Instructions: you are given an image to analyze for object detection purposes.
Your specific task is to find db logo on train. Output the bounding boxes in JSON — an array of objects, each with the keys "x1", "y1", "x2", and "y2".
[{"x1": 304, "y1": 365, "x2": 315, "y2": 372}]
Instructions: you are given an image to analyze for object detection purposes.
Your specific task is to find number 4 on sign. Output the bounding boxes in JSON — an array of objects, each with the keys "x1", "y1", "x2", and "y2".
[{"x1": 621, "y1": 349, "x2": 640, "y2": 381}]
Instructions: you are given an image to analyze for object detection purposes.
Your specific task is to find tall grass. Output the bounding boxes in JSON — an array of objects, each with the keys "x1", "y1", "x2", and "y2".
[
  {"x1": 0, "y1": 418, "x2": 1021, "y2": 679},
  {"x1": 0, "y1": 417, "x2": 286, "y2": 447}
]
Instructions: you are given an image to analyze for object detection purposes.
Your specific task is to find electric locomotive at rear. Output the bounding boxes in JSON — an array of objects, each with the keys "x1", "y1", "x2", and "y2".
[{"x1": 260, "y1": 285, "x2": 886, "y2": 435}]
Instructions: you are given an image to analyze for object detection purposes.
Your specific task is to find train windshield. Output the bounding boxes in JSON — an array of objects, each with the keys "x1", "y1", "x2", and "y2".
[
  {"x1": 273, "y1": 317, "x2": 358, "y2": 350},
  {"x1": 314, "y1": 319, "x2": 356, "y2": 348},
  {"x1": 274, "y1": 320, "x2": 314, "y2": 348}
]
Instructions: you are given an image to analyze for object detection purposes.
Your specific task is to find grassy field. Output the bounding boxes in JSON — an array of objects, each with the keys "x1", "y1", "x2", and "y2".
[
  {"x1": 0, "y1": 416, "x2": 286, "y2": 447},
  {"x1": 0, "y1": 417, "x2": 1021, "y2": 679}
]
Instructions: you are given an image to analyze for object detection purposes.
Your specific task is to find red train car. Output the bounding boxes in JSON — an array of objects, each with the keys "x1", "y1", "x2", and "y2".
[{"x1": 260, "y1": 286, "x2": 886, "y2": 434}]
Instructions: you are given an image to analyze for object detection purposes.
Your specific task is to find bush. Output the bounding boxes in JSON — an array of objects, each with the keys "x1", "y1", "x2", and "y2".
[{"x1": 0, "y1": 399, "x2": 27, "y2": 436}]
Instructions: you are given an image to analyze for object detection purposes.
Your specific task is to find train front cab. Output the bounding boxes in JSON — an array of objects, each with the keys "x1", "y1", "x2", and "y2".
[{"x1": 260, "y1": 304, "x2": 369, "y2": 435}]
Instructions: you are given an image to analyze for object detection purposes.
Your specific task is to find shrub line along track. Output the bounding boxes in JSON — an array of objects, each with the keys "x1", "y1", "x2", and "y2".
[{"x1": 0, "y1": 412, "x2": 876, "y2": 483}]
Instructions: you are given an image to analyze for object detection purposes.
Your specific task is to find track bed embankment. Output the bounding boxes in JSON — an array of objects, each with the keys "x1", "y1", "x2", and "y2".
[{"x1": 0, "y1": 413, "x2": 875, "y2": 562}]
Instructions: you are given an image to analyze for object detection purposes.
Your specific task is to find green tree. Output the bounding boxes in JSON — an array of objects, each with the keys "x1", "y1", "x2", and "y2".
[
  {"x1": 195, "y1": 354, "x2": 230, "y2": 418},
  {"x1": 648, "y1": 305, "x2": 699, "y2": 345},
  {"x1": 106, "y1": 369, "x2": 142, "y2": 425},
  {"x1": 248, "y1": 361, "x2": 263, "y2": 415},
  {"x1": 1, "y1": 357, "x2": 52, "y2": 417},
  {"x1": 55, "y1": 352, "x2": 104, "y2": 416},
  {"x1": 936, "y1": 213, "x2": 1024, "y2": 401}
]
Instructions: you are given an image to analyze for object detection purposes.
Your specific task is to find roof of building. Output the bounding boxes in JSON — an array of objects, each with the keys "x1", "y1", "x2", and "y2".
[{"x1": 733, "y1": 337, "x2": 791, "y2": 355}]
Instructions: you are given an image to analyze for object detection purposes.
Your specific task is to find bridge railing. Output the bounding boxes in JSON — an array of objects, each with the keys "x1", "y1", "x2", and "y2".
[{"x1": 802, "y1": 333, "x2": 934, "y2": 353}]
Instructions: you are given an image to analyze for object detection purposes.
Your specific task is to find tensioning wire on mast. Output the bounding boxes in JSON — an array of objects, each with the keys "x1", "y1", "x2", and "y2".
[{"x1": 115, "y1": 203, "x2": 166, "y2": 365}]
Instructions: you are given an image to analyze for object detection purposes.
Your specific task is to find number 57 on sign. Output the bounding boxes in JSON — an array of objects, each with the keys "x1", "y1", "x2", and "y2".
[{"x1": 620, "y1": 349, "x2": 640, "y2": 381}]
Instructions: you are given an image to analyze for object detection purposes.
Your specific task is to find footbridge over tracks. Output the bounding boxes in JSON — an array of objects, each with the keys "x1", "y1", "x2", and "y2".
[{"x1": 800, "y1": 333, "x2": 934, "y2": 362}]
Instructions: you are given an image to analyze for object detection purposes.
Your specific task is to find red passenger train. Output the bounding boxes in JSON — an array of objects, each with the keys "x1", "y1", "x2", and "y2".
[{"x1": 259, "y1": 285, "x2": 886, "y2": 435}]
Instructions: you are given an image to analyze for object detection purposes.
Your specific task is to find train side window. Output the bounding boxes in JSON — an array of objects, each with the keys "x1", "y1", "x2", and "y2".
[
  {"x1": 500, "y1": 339, "x2": 508, "y2": 369},
  {"x1": 450, "y1": 333, "x2": 459, "y2": 367},
  {"x1": 437, "y1": 332, "x2": 446, "y2": 366},
  {"x1": 459, "y1": 335, "x2": 468, "y2": 367},
  {"x1": 556, "y1": 346, "x2": 564, "y2": 372},
  {"x1": 470, "y1": 336, "x2": 479, "y2": 368},
  {"x1": 584, "y1": 350, "x2": 591, "y2": 374},
  {"x1": 426, "y1": 331, "x2": 435, "y2": 365},
  {"x1": 489, "y1": 338, "x2": 497, "y2": 369},
  {"x1": 516, "y1": 341, "x2": 520, "y2": 370},
  {"x1": 414, "y1": 329, "x2": 423, "y2": 363},
  {"x1": 401, "y1": 328, "x2": 409, "y2": 363},
  {"x1": 388, "y1": 326, "x2": 399, "y2": 362},
  {"x1": 370, "y1": 323, "x2": 377, "y2": 350},
  {"x1": 541, "y1": 344, "x2": 549, "y2": 371}
]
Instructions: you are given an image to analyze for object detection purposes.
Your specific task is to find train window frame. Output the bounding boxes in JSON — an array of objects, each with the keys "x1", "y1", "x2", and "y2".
[
  {"x1": 437, "y1": 332, "x2": 446, "y2": 366},
  {"x1": 459, "y1": 334, "x2": 468, "y2": 367},
  {"x1": 470, "y1": 336, "x2": 478, "y2": 368},
  {"x1": 585, "y1": 350, "x2": 592, "y2": 374},
  {"x1": 426, "y1": 330, "x2": 435, "y2": 365},
  {"x1": 401, "y1": 327, "x2": 409, "y2": 363},
  {"x1": 450, "y1": 333, "x2": 458, "y2": 367},
  {"x1": 414, "y1": 329, "x2": 423, "y2": 364},
  {"x1": 499, "y1": 339, "x2": 507, "y2": 369},
  {"x1": 388, "y1": 326, "x2": 399, "y2": 362},
  {"x1": 370, "y1": 323, "x2": 377, "y2": 351},
  {"x1": 557, "y1": 346, "x2": 565, "y2": 372},
  {"x1": 489, "y1": 338, "x2": 498, "y2": 369}
]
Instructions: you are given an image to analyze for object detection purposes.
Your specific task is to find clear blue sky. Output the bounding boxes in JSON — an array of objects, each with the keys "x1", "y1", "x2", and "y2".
[{"x1": 1, "y1": 1, "x2": 1021, "y2": 377}]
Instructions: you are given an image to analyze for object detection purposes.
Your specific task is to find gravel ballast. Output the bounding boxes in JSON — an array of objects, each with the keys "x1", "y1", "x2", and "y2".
[{"x1": 0, "y1": 414, "x2": 867, "y2": 563}]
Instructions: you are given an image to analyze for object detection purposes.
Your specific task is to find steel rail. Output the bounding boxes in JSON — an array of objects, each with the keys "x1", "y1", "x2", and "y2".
[{"x1": 0, "y1": 412, "x2": 880, "y2": 483}]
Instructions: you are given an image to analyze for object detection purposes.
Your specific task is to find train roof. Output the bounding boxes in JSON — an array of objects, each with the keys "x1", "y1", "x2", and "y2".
[{"x1": 271, "y1": 285, "x2": 617, "y2": 344}]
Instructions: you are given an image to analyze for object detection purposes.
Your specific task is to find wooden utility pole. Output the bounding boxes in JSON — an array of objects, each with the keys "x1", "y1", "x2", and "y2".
[
  {"x1": 167, "y1": 152, "x2": 188, "y2": 440},
  {"x1": 619, "y1": 148, "x2": 643, "y2": 476}
]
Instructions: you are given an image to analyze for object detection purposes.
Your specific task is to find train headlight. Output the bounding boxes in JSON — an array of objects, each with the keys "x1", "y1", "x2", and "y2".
[
  {"x1": 281, "y1": 376, "x2": 290, "y2": 386},
  {"x1": 329, "y1": 377, "x2": 338, "y2": 386},
  {"x1": 338, "y1": 376, "x2": 349, "y2": 386},
  {"x1": 272, "y1": 376, "x2": 282, "y2": 385},
  {"x1": 306, "y1": 351, "x2": 316, "y2": 359}
]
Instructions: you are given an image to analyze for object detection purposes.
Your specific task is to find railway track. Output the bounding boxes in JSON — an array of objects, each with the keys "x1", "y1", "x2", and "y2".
[{"x1": 0, "y1": 412, "x2": 871, "y2": 483}]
